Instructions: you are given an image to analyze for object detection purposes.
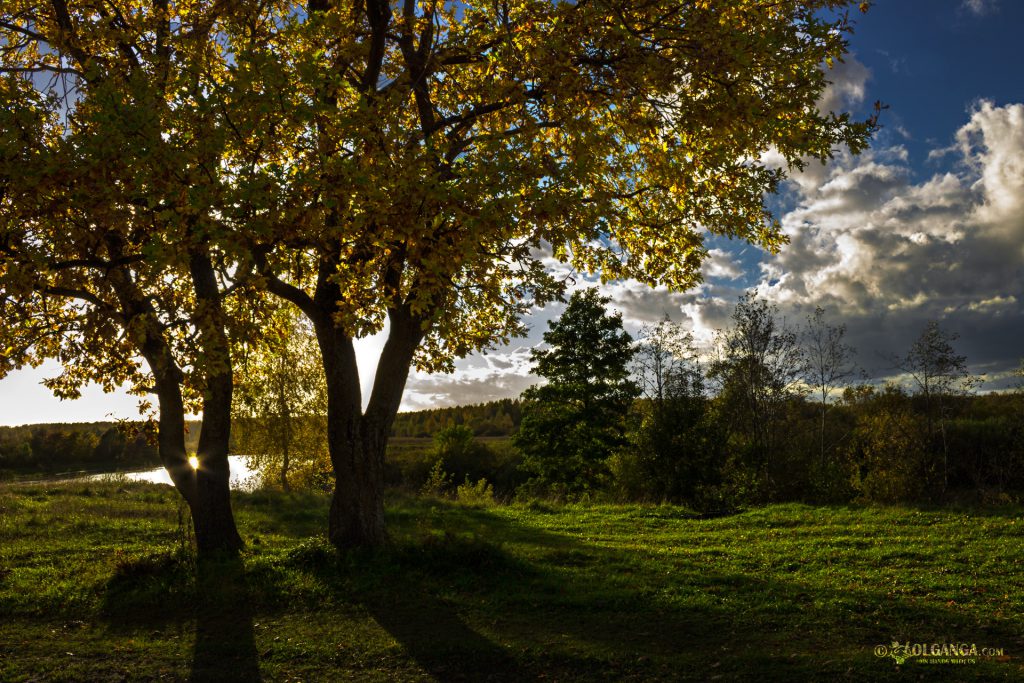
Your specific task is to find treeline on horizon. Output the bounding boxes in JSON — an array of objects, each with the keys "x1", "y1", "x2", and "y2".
[
  {"x1": 4, "y1": 330, "x2": 1023, "y2": 509},
  {"x1": 389, "y1": 398, "x2": 521, "y2": 438},
  {"x1": 394, "y1": 390, "x2": 1024, "y2": 508},
  {"x1": 4, "y1": 381, "x2": 1024, "y2": 506},
  {"x1": 0, "y1": 421, "x2": 183, "y2": 476},
  {"x1": 0, "y1": 399, "x2": 519, "y2": 476},
  {"x1": 0, "y1": 401, "x2": 522, "y2": 477},
  {"x1": 386, "y1": 292, "x2": 1024, "y2": 510},
  {"x1": 537, "y1": 293, "x2": 1024, "y2": 509}
]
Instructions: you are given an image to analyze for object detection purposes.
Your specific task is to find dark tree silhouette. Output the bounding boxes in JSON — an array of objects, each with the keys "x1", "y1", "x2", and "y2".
[{"x1": 516, "y1": 289, "x2": 638, "y2": 495}]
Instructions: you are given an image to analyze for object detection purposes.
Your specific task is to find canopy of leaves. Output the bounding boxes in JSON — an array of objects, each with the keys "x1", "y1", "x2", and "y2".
[
  {"x1": 0, "y1": 0, "x2": 278, "y2": 406},
  {"x1": 1, "y1": 0, "x2": 876, "y2": 389},
  {"x1": 250, "y1": 0, "x2": 877, "y2": 369}
]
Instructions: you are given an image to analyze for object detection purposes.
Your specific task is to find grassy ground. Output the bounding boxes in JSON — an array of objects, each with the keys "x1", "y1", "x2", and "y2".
[{"x1": 0, "y1": 481, "x2": 1021, "y2": 681}]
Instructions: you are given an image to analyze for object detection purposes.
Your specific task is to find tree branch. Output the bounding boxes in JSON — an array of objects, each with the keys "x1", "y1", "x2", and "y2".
[
  {"x1": 48, "y1": 0, "x2": 94, "y2": 73},
  {"x1": 42, "y1": 285, "x2": 113, "y2": 313},
  {"x1": 0, "y1": 21, "x2": 49, "y2": 42},
  {"x1": 360, "y1": 0, "x2": 391, "y2": 93},
  {"x1": 255, "y1": 255, "x2": 320, "y2": 325},
  {"x1": 0, "y1": 65, "x2": 83, "y2": 76}
]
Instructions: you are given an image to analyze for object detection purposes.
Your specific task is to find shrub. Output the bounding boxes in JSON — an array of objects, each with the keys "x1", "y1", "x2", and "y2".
[
  {"x1": 848, "y1": 389, "x2": 931, "y2": 503},
  {"x1": 455, "y1": 476, "x2": 496, "y2": 506},
  {"x1": 420, "y1": 459, "x2": 454, "y2": 498}
]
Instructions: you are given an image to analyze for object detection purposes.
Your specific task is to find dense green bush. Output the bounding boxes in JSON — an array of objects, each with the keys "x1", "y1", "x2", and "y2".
[
  {"x1": 386, "y1": 427, "x2": 525, "y2": 498},
  {"x1": 945, "y1": 416, "x2": 1024, "y2": 502},
  {"x1": 611, "y1": 397, "x2": 725, "y2": 506},
  {"x1": 847, "y1": 393, "x2": 931, "y2": 503}
]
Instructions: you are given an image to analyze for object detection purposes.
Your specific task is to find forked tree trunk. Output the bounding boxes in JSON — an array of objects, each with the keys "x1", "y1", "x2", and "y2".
[
  {"x1": 316, "y1": 304, "x2": 423, "y2": 549},
  {"x1": 261, "y1": 252, "x2": 425, "y2": 549},
  {"x1": 106, "y1": 238, "x2": 244, "y2": 556},
  {"x1": 152, "y1": 358, "x2": 242, "y2": 555}
]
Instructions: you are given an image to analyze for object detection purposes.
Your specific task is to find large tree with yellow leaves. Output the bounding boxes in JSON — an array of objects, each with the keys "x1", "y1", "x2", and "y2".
[
  {"x1": 1, "y1": 0, "x2": 876, "y2": 549},
  {"x1": 0, "y1": 0, "x2": 276, "y2": 553}
]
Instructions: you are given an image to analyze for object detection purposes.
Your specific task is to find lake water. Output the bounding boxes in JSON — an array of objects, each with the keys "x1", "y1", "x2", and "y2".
[
  {"x1": 91, "y1": 455, "x2": 262, "y2": 491},
  {"x1": 5, "y1": 455, "x2": 263, "y2": 491}
]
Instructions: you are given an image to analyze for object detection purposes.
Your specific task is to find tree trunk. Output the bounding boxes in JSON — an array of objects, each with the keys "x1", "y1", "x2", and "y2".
[
  {"x1": 820, "y1": 388, "x2": 828, "y2": 473},
  {"x1": 106, "y1": 236, "x2": 243, "y2": 556},
  {"x1": 151, "y1": 368, "x2": 197, "y2": 509},
  {"x1": 189, "y1": 249, "x2": 245, "y2": 555},
  {"x1": 327, "y1": 415, "x2": 387, "y2": 548},
  {"x1": 316, "y1": 319, "x2": 386, "y2": 547},
  {"x1": 194, "y1": 380, "x2": 244, "y2": 555},
  {"x1": 261, "y1": 252, "x2": 426, "y2": 549},
  {"x1": 281, "y1": 442, "x2": 291, "y2": 493},
  {"x1": 280, "y1": 382, "x2": 292, "y2": 493},
  {"x1": 316, "y1": 303, "x2": 423, "y2": 549},
  {"x1": 149, "y1": 345, "x2": 241, "y2": 555}
]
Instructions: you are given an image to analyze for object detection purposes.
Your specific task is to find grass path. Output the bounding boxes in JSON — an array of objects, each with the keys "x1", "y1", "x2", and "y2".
[{"x1": 1, "y1": 481, "x2": 1022, "y2": 681}]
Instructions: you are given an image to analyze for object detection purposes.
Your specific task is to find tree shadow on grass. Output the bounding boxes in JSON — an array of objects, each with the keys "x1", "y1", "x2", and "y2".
[
  {"x1": 95, "y1": 499, "x2": 1024, "y2": 682},
  {"x1": 293, "y1": 514, "x2": 718, "y2": 681},
  {"x1": 290, "y1": 531, "x2": 531, "y2": 681},
  {"x1": 295, "y1": 501, "x2": 1024, "y2": 682},
  {"x1": 101, "y1": 551, "x2": 260, "y2": 682},
  {"x1": 189, "y1": 555, "x2": 261, "y2": 682},
  {"x1": 367, "y1": 591, "x2": 526, "y2": 681}
]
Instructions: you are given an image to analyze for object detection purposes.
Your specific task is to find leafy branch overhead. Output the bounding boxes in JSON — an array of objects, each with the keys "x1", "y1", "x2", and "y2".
[
  {"x1": 2, "y1": 0, "x2": 875, "y2": 374},
  {"x1": 251, "y1": 0, "x2": 878, "y2": 367},
  {"x1": 1, "y1": 0, "x2": 877, "y2": 549}
]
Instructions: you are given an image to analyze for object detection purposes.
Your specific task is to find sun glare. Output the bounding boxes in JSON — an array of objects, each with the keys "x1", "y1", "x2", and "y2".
[{"x1": 188, "y1": 455, "x2": 200, "y2": 470}]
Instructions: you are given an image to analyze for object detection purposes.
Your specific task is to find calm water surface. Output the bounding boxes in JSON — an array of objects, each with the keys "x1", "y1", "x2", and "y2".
[
  {"x1": 90, "y1": 455, "x2": 261, "y2": 490},
  {"x1": 7, "y1": 455, "x2": 261, "y2": 491}
]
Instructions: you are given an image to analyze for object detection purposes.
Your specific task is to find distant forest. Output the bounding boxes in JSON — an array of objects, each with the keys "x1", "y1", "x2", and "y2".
[
  {"x1": 389, "y1": 399, "x2": 521, "y2": 438},
  {"x1": 0, "y1": 421, "x2": 179, "y2": 476},
  {"x1": 5, "y1": 390, "x2": 1023, "y2": 507},
  {"x1": 0, "y1": 402, "x2": 518, "y2": 477}
]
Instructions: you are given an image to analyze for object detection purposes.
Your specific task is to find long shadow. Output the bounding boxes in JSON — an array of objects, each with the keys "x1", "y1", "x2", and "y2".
[
  {"x1": 297, "y1": 500, "x2": 1024, "y2": 681},
  {"x1": 298, "y1": 509, "x2": 714, "y2": 681},
  {"x1": 367, "y1": 589, "x2": 527, "y2": 681},
  {"x1": 189, "y1": 555, "x2": 261, "y2": 683},
  {"x1": 101, "y1": 551, "x2": 260, "y2": 682},
  {"x1": 95, "y1": 497, "x2": 1024, "y2": 681},
  {"x1": 295, "y1": 530, "x2": 532, "y2": 681}
]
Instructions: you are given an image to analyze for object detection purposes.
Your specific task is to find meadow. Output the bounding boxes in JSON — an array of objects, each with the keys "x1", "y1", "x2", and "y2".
[{"x1": 0, "y1": 480, "x2": 1022, "y2": 681}]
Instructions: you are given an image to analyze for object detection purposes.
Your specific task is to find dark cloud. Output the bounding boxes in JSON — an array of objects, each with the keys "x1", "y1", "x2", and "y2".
[
  {"x1": 400, "y1": 100, "x2": 1023, "y2": 409},
  {"x1": 755, "y1": 101, "x2": 1024, "y2": 390}
]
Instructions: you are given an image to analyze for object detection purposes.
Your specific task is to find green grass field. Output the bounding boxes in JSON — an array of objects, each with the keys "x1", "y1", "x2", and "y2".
[{"x1": 0, "y1": 480, "x2": 1021, "y2": 681}]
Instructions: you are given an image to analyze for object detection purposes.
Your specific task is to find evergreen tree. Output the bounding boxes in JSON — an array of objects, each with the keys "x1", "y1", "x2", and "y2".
[{"x1": 515, "y1": 289, "x2": 638, "y2": 495}]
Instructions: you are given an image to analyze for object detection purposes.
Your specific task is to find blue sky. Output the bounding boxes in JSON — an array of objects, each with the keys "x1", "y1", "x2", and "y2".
[
  {"x1": 716, "y1": 0, "x2": 1024, "y2": 293},
  {"x1": 853, "y1": 0, "x2": 1024, "y2": 163},
  {"x1": 1, "y1": 0, "x2": 1022, "y2": 424},
  {"x1": 399, "y1": 0, "x2": 1024, "y2": 409}
]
